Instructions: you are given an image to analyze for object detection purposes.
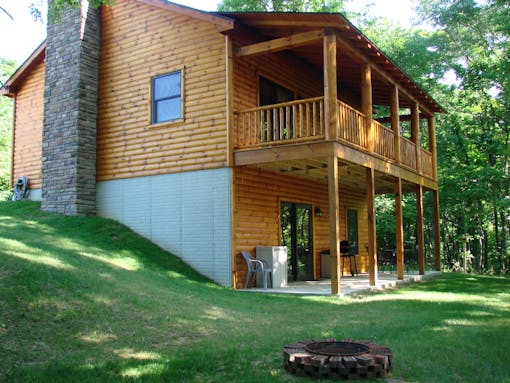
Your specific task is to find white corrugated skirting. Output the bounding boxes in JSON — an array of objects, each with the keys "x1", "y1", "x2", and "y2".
[{"x1": 96, "y1": 168, "x2": 232, "y2": 286}]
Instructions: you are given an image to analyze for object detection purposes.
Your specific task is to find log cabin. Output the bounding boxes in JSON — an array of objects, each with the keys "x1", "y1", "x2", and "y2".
[{"x1": 1, "y1": 0, "x2": 442, "y2": 294}]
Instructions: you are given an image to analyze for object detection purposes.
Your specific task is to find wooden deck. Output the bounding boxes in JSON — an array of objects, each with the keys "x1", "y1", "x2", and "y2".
[
  {"x1": 234, "y1": 97, "x2": 435, "y2": 181},
  {"x1": 239, "y1": 271, "x2": 442, "y2": 296}
]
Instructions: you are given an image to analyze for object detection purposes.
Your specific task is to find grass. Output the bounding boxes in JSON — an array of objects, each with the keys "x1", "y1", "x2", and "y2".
[{"x1": 0, "y1": 201, "x2": 509, "y2": 383}]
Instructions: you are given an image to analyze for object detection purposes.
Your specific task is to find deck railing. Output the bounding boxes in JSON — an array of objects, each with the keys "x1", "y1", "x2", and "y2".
[
  {"x1": 420, "y1": 149, "x2": 434, "y2": 178},
  {"x1": 337, "y1": 100, "x2": 367, "y2": 149},
  {"x1": 373, "y1": 120, "x2": 395, "y2": 160},
  {"x1": 234, "y1": 97, "x2": 324, "y2": 148},
  {"x1": 235, "y1": 97, "x2": 435, "y2": 179},
  {"x1": 400, "y1": 137, "x2": 417, "y2": 170}
]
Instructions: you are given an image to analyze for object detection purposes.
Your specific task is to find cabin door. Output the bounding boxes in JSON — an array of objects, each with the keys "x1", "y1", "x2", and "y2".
[
  {"x1": 259, "y1": 77, "x2": 294, "y2": 141},
  {"x1": 280, "y1": 202, "x2": 314, "y2": 282}
]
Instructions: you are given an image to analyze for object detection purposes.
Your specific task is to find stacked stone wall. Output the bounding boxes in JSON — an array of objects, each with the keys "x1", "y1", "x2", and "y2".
[{"x1": 42, "y1": 0, "x2": 100, "y2": 215}]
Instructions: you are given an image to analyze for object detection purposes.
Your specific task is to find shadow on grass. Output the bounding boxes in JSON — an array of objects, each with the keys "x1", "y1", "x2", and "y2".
[{"x1": 1, "y1": 201, "x2": 509, "y2": 383}]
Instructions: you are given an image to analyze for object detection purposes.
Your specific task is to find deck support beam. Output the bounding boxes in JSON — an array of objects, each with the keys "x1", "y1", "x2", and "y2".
[
  {"x1": 416, "y1": 185, "x2": 425, "y2": 275},
  {"x1": 432, "y1": 189, "x2": 441, "y2": 271},
  {"x1": 323, "y1": 31, "x2": 338, "y2": 141},
  {"x1": 328, "y1": 156, "x2": 341, "y2": 295},
  {"x1": 395, "y1": 177, "x2": 404, "y2": 280},
  {"x1": 236, "y1": 29, "x2": 324, "y2": 57},
  {"x1": 366, "y1": 167, "x2": 378, "y2": 286}
]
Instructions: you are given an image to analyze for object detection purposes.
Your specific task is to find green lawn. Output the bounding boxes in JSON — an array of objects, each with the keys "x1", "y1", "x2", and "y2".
[{"x1": 1, "y1": 201, "x2": 509, "y2": 383}]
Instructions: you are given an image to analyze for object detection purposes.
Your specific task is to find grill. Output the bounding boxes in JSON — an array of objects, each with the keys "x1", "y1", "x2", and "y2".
[{"x1": 284, "y1": 339, "x2": 392, "y2": 380}]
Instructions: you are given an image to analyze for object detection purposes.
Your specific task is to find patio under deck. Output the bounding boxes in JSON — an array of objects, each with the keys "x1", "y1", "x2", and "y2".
[{"x1": 239, "y1": 271, "x2": 442, "y2": 296}]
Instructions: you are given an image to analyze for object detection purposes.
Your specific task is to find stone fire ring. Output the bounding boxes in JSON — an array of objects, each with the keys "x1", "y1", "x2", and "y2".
[{"x1": 284, "y1": 339, "x2": 392, "y2": 380}]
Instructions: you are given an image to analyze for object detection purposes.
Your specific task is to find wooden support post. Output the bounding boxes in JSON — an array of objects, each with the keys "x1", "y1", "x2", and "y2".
[
  {"x1": 428, "y1": 115, "x2": 437, "y2": 180},
  {"x1": 432, "y1": 189, "x2": 441, "y2": 271},
  {"x1": 366, "y1": 167, "x2": 378, "y2": 286},
  {"x1": 328, "y1": 155, "x2": 341, "y2": 295},
  {"x1": 391, "y1": 85, "x2": 400, "y2": 163},
  {"x1": 411, "y1": 103, "x2": 421, "y2": 173},
  {"x1": 362, "y1": 64, "x2": 373, "y2": 152},
  {"x1": 225, "y1": 34, "x2": 234, "y2": 167},
  {"x1": 395, "y1": 177, "x2": 404, "y2": 280},
  {"x1": 416, "y1": 185, "x2": 425, "y2": 275},
  {"x1": 323, "y1": 31, "x2": 338, "y2": 141}
]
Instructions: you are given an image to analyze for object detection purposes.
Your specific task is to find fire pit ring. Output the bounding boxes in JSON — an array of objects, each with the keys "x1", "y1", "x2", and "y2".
[
  {"x1": 284, "y1": 339, "x2": 392, "y2": 380},
  {"x1": 305, "y1": 341, "x2": 371, "y2": 357}
]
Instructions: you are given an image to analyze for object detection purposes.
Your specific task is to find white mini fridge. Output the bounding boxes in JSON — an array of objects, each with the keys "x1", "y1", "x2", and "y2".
[{"x1": 255, "y1": 246, "x2": 288, "y2": 288}]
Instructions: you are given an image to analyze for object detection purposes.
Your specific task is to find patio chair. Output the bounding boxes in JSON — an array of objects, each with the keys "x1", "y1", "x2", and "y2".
[{"x1": 241, "y1": 251, "x2": 272, "y2": 289}]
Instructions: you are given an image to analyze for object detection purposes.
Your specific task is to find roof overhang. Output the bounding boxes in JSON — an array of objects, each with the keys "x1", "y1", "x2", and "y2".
[
  {"x1": 137, "y1": 0, "x2": 235, "y2": 32},
  {"x1": 217, "y1": 11, "x2": 444, "y2": 114},
  {"x1": 2, "y1": 3, "x2": 442, "y2": 114},
  {"x1": 1, "y1": 41, "x2": 46, "y2": 97}
]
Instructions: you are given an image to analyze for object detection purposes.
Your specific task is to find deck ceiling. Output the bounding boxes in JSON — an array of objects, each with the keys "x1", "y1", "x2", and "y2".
[
  {"x1": 219, "y1": 12, "x2": 442, "y2": 114},
  {"x1": 249, "y1": 158, "x2": 419, "y2": 195}
]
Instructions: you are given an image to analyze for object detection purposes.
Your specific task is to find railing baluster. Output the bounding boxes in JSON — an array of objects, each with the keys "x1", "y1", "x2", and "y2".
[{"x1": 312, "y1": 101, "x2": 317, "y2": 136}]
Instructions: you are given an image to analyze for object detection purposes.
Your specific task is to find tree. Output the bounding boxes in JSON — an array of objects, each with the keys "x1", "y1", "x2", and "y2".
[
  {"x1": 0, "y1": 58, "x2": 17, "y2": 192},
  {"x1": 412, "y1": 0, "x2": 510, "y2": 274},
  {"x1": 218, "y1": 0, "x2": 343, "y2": 12}
]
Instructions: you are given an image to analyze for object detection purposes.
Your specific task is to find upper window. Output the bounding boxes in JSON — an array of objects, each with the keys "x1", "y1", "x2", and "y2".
[{"x1": 152, "y1": 71, "x2": 182, "y2": 124}]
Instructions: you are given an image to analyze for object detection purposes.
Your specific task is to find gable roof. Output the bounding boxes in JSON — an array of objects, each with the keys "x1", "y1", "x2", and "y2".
[
  {"x1": 1, "y1": 41, "x2": 46, "y2": 97},
  {"x1": 137, "y1": 0, "x2": 234, "y2": 32},
  {"x1": 1, "y1": 0, "x2": 235, "y2": 97},
  {"x1": 2, "y1": 1, "x2": 442, "y2": 113}
]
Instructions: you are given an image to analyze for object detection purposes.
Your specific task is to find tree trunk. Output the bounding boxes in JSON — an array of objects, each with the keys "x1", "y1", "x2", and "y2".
[
  {"x1": 499, "y1": 210, "x2": 507, "y2": 273},
  {"x1": 483, "y1": 228, "x2": 489, "y2": 271},
  {"x1": 494, "y1": 206, "x2": 502, "y2": 273}
]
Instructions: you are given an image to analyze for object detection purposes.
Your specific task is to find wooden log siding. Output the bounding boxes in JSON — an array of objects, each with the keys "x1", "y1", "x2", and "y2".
[
  {"x1": 373, "y1": 120, "x2": 395, "y2": 160},
  {"x1": 420, "y1": 148, "x2": 434, "y2": 178},
  {"x1": 96, "y1": 0, "x2": 227, "y2": 181},
  {"x1": 399, "y1": 136, "x2": 417, "y2": 170},
  {"x1": 234, "y1": 97, "x2": 324, "y2": 148},
  {"x1": 12, "y1": 59, "x2": 45, "y2": 189},
  {"x1": 337, "y1": 100, "x2": 367, "y2": 149},
  {"x1": 233, "y1": 34, "x2": 325, "y2": 123},
  {"x1": 233, "y1": 166, "x2": 369, "y2": 289}
]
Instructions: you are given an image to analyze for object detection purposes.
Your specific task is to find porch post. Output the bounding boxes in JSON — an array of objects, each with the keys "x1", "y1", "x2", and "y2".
[
  {"x1": 323, "y1": 30, "x2": 338, "y2": 141},
  {"x1": 416, "y1": 185, "x2": 425, "y2": 275},
  {"x1": 366, "y1": 167, "x2": 378, "y2": 286},
  {"x1": 427, "y1": 115, "x2": 437, "y2": 180},
  {"x1": 395, "y1": 177, "x2": 404, "y2": 280},
  {"x1": 391, "y1": 85, "x2": 401, "y2": 163},
  {"x1": 411, "y1": 103, "x2": 421, "y2": 174},
  {"x1": 432, "y1": 189, "x2": 441, "y2": 271},
  {"x1": 362, "y1": 64, "x2": 373, "y2": 152},
  {"x1": 328, "y1": 155, "x2": 341, "y2": 295}
]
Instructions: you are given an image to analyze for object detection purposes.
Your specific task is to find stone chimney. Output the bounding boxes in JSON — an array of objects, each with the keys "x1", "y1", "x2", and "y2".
[{"x1": 41, "y1": 0, "x2": 100, "y2": 215}]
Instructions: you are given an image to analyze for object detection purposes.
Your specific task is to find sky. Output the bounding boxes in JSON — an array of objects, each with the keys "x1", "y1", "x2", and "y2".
[{"x1": 0, "y1": 0, "x2": 415, "y2": 65}]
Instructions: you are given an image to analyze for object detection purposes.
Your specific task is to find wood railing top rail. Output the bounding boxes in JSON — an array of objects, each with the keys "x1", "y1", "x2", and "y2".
[
  {"x1": 338, "y1": 99, "x2": 366, "y2": 116},
  {"x1": 400, "y1": 136, "x2": 416, "y2": 147},
  {"x1": 237, "y1": 96, "x2": 324, "y2": 114}
]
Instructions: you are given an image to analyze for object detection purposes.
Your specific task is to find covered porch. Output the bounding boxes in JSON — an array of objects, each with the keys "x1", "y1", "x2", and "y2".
[{"x1": 226, "y1": 13, "x2": 442, "y2": 295}]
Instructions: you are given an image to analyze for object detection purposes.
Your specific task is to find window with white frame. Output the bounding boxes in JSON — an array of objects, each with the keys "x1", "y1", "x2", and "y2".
[{"x1": 152, "y1": 70, "x2": 182, "y2": 124}]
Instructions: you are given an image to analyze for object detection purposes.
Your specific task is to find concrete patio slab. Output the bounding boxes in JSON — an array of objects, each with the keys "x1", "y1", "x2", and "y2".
[{"x1": 239, "y1": 271, "x2": 442, "y2": 296}]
